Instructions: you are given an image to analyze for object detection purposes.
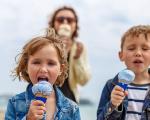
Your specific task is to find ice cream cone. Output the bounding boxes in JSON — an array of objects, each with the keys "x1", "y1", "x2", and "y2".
[
  {"x1": 32, "y1": 81, "x2": 53, "y2": 103},
  {"x1": 35, "y1": 93, "x2": 48, "y2": 103}
]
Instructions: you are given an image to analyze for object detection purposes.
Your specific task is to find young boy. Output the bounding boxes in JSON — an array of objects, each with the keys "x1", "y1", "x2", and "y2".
[{"x1": 97, "y1": 25, "x2": 150, "y2": 120}]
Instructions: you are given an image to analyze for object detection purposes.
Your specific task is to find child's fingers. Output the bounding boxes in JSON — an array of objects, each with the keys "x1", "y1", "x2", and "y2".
[
  {"x1": 112, "y1": 86, "x2": 124, "y2": 97},
  {"x1": 114, "y1": 86, "x2": 128, "y2": 97},
  {"x1": 112, "y1": 91, "x2": 125, "y2": 99},
  {"x1": 36, "y1": 109, "x2": 45, "y2": 115},
  {"x1": 111, "y1": 91, "x2": 125, "y2": 106},
  {"x1": 35, "y1": 114, "x2": 44, "y2": 120},
  {"x1": 32, "y1": 100, "x2": 45, "y2": 106},
  {"x1": 111, "y1": 93, "x2": 125, "y2": 107},
  {"x1": 31, "y1": 100, "x2": 46, "y2": 112},
  {"x1": 111, "y1": 85, "x2": 126, "y2": 106},
  {"x1": 124, "y1": 90, "x2": 128, "y2": 96},
  {"x1": 27, "y1": 100, "x2": 46, "y2": 119},
  {"x1": 36, "y1": 105, "x2": 46, "y2": 111},
  {"x1": 114, "y1": 85, "x2": 124, "y2": 91},
  {"x1": 113, "y1": 90, "x2": 125, "y2": 97},
  {"x1": 111, "y1": 99, "x2": 123, "y2": 107}
]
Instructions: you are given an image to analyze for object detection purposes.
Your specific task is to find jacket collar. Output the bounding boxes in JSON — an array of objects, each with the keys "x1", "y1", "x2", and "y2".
[
  {"x1": 25, "y1": 83, "x2": 34, "y2": 110},
  {"x1": 54, "y1": 86, "x2": 74, "y2": 111}
]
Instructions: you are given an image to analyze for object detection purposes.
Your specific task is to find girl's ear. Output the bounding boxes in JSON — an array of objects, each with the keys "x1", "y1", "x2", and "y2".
[
  {"x1": 118, "y1": 51, "x2": 124, "y2": 61},
  {"x1": 59, "y1": 64, "x2": 65, "y2": 75}
]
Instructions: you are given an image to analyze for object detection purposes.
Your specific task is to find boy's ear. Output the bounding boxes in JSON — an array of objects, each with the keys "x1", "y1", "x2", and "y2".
[{"x1": 118, "y1": 51, "x2": 124, "y2": 61}]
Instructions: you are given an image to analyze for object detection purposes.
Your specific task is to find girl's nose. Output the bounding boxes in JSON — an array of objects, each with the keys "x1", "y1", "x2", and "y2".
[{"x1": 39, "y1": 65, "x2": 48, "y2": 73}]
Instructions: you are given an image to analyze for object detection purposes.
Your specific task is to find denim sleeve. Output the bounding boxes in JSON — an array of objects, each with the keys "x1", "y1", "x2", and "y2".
[
  {"x1": 73, "y1": 105, "x2": 81, "y2": 120},
  {"x1": 97, "y1": 80, "x2": 123, "y2": 120},
  {"x1": 5, "y1": 98, "x2": 16, "y2": 120},
  {"x1": 5, "y1": 97, "x2": 27, "y2": 120}
]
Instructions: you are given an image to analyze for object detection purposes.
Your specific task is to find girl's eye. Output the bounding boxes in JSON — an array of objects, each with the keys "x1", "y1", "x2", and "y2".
[
  {"x1": 48, "y1": 62, "x2": 56, "y2": 66},
  {"x1": 32, "y1": 61, "x2": 40, "y2": 64}
]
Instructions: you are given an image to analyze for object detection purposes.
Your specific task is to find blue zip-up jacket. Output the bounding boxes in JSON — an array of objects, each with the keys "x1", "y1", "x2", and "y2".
[
  {"x1": 97, "y1": 73, "x2": 150, "y2": 120},
  {"x1": 5, "y1": 83, "x2": 81, "y2": 120}
]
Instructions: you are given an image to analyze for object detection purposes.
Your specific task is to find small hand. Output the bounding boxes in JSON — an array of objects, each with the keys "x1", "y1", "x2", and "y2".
[
  {"x1": 111, "y1": 85, "x2": 128, "y2": 107},
  {"x1": 27, "y1": 100, "x2": 46, "y2": 120},
  {"x1": 74, "y1": 41, "x2": 83, "y2": 59}
]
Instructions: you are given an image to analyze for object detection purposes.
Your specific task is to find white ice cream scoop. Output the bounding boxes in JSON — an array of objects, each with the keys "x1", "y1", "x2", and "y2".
[{"x1": 58, "y1": 24, "x2": 72, "y2": 38}]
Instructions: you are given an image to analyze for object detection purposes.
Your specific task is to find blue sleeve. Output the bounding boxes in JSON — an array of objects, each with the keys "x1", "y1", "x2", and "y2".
[
  {"x1": 5, "y1": 97, "x2": 27, "y2": 120},
  {"x1": 5, "y1": 98, "x2": 16, "y2": 120},
  {"x1": 73, "y1": 105, "x2": 81, "y2": 120},
  {"x1": 97, "y1": 79, "x2": 123, "y2": 120}
]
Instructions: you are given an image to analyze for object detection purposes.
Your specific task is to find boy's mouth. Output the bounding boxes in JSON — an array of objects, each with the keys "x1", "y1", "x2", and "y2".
[{"x1": 133, "y1": 59, "x2": 143, "y2": 64}]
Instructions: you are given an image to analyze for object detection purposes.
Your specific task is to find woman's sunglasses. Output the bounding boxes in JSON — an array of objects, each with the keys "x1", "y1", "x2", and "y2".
[{"x1": 55, "y1": 16, "x2": 75, "y2": 24}]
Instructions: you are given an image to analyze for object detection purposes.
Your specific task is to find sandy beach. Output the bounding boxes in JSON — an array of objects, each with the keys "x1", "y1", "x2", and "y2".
[{"x1": 0, "y1": 110, "x2": 4, "y2": 120}]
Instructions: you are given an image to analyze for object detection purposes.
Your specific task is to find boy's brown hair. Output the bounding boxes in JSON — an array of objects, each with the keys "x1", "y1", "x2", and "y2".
[
  {"x1": 121, "y1": 25, "x2": 150, "y2": 50},
  {"x1": 13, "y1": 28, "x2": 68, "y2": 86}
]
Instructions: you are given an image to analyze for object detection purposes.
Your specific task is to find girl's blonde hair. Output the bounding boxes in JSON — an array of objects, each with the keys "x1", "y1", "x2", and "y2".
[{"x1": 13, "y1": 28, "x2": 68, "y2": 86}]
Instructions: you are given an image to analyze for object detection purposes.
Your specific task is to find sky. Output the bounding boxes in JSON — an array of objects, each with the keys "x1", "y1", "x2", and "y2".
[{"x1": 1, "y1": 0, "x2": 150, "y2": 104}]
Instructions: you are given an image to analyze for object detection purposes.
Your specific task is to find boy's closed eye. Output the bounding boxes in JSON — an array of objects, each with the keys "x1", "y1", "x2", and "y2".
[
  {"x1": 142, "y1": 48, "x2": 149, "y2": 50},
  {"x1": 127, "y1": 47, "x2": 135, "y2": 51},
  {"x1": 142, "y1": 46, "x2": 150, "y2": 50},
  {"x1": 126, "y1": 44, "x2": 135, "y2": 50}
]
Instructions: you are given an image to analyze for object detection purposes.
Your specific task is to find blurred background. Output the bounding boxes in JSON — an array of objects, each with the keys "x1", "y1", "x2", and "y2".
[{"x1": 1, "y1": 0, "x2": 150, "y2": 119}]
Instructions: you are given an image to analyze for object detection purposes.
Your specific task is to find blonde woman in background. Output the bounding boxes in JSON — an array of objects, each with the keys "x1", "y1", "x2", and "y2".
[{"x1": 48, "y1": 6, "x2": 91, "y2": 103}]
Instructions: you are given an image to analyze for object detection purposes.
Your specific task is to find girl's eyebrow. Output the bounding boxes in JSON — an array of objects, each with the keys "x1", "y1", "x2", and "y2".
[{"x1": 30, "y1": 58, "x2": 40, "y2": 61}]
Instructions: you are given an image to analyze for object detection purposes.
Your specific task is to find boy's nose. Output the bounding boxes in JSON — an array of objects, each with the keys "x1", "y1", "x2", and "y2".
[{"x1": 135, "y1": 49, "x2": 142, "y2": 57}]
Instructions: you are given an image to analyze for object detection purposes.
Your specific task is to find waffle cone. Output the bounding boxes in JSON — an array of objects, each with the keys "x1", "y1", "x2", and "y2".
[{"x1": 35, "y1": 93, "x2": 48, "y2": 98}]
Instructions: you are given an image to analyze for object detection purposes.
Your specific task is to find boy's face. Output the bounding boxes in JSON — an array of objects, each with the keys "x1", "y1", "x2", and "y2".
[
  {"x1": 27, "y1": 44, "x2": 63, "y2": 85},
  {"x1": 119, "y1": 34, "x2": 150, "y2": 73}
]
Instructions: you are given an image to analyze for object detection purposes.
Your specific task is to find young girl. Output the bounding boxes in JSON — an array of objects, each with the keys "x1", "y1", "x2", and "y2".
[{"x1": 5, "y1": 28, "x2": 81, "y2": 120}]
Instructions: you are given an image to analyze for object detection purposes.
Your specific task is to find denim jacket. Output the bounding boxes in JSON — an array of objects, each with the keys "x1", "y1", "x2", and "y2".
[
  {"x1": 5, "y1": 83, "x2": 81, "y2": 120},
  {"x1": 97, "y1": 74, "x2": 150, "y2": 120}
]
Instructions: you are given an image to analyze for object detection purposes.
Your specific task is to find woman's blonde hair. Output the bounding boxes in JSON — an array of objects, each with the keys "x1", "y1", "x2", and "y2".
[{"x1": 13, "y1": 28, "x2": 68, "y2": 86}]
